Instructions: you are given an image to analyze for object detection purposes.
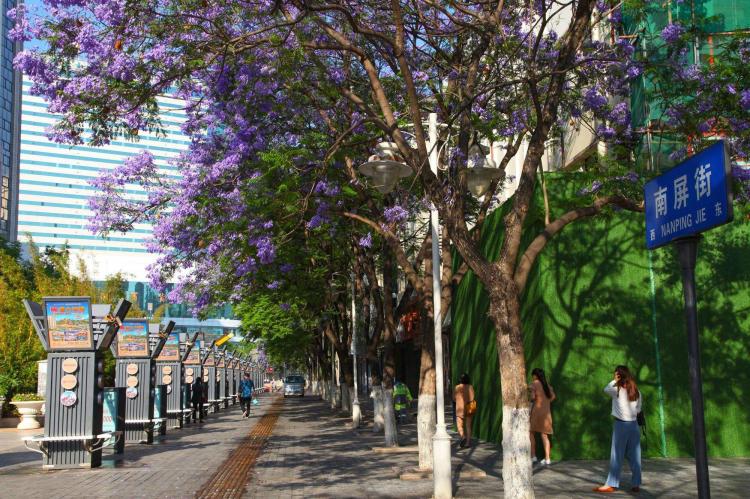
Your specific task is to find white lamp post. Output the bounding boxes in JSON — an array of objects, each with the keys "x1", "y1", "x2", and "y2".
[
  {"x1": 360, "y1": 117, "x2": 503, "y2": 498},
  {"x1": 427, "y1": 113, "x2": 452, "y2": 499}
]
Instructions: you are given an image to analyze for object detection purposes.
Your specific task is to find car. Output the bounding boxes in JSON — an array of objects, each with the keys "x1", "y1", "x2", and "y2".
[{"x1": 283, "y1": 375, "x2": 305, "y2": 398}]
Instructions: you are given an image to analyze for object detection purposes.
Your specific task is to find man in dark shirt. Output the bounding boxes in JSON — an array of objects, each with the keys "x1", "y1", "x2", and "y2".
[{"x1": 191, "y1": 378, "x2": 206, "y2": 422}]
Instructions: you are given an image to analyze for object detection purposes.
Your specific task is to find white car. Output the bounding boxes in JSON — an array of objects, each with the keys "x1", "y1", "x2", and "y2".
[{"x1": 283, "y1": 375, "x2": 305, "y2": 398}]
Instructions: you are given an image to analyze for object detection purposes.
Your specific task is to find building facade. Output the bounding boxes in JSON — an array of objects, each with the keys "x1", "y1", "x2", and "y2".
[
  {"x1": 0, "y1": 0, "x2": 22, "y2": 243},
  {"x1": 628, "y1": 0, "x2": 749, "y2": 170},
  {"x1": 17, "y1": 76, "x2": 190, "y2": 310}
]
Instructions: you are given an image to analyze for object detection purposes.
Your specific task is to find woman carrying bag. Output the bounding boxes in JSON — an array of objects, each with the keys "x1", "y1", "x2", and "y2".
[
  {"x1": 594, "y1": 365, "x2": 643, "y2": 494},
  {"x1": 454, "y1": 373, "x2": 476, "y2": 449}
]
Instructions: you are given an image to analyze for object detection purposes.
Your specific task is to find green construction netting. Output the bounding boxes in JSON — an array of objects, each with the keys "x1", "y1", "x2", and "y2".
[
  {"x1": 451, "y1": 174, "x2": 750, "y2": 460},
  {"x1": 628, "y1": 0, "x2": 750, "y2": 136}
]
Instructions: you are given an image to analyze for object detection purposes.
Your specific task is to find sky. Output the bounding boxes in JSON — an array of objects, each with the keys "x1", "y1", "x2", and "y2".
[{"x1": 17, "y1": 0, "x2": 46, "y2": 50}]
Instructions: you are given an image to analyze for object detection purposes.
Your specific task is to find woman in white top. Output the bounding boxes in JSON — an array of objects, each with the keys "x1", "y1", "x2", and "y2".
[{"x1": 594, "y1": 365, "x2": 642, "y2": 494}]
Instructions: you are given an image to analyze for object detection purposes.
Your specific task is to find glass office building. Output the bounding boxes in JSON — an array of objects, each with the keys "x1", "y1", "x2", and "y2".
[
  {"x1": 0, "y1": 0, "x2": 21, "y2": 243},
  {"x1": 17, "y1": 76, "x2": 190, "y2": 311}
]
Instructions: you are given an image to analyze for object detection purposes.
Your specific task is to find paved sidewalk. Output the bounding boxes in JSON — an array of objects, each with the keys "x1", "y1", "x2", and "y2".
[
  {"x1": 245, "y1": 396, "x2": 750, "y2": 498},
  {"x1": 0, "y1": 396, "x2": 275, "y2": 498},
  {"x1": 2, "y1": 394, "x2": 750, "y2": 498}
]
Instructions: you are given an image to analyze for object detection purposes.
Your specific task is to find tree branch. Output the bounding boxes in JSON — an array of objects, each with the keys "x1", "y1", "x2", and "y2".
[{"x1": 514, "y1": 195, "x2": 644, "y2": 293}]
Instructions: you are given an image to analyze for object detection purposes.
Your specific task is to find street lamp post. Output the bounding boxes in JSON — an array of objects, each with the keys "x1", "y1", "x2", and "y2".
[
  {"x1": 357, "y1": 114, "x2": 502, "y2": 499},
  {"x1": 351, "y1": 277, "x2": 362, "y2": 427},
  {"x1": 356, "y1": 116, "x2": 454, "y2": 497},
  {"x1": 427, "y1": 112, "x2": 452, "y2": 499}
]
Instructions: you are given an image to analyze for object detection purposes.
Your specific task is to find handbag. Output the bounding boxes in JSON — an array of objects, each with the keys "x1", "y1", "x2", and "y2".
[
  {"x1": 467, "y1": 399, "x2": 477, "y2": 416},
  {"x1": 637, "y1": 410, "x2": 646, "y2": 434}
]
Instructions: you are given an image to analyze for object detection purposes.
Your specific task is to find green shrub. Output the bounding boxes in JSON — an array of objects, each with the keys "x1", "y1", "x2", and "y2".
[{"x1": 11, "y1": 393, "x2": 44, "y2": 402}]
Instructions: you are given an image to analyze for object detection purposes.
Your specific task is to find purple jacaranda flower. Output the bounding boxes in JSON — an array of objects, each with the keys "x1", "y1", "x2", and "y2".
[
  {"x1": 583, "y1": 88, "x2": 608, "y2": 111},
  {"x1": 608, "y1": 102, "x2": 630, "y2": 127},
  {"x1": 383, "y1": 205, "x2": 409, "y2": 224},
  {"x1": 697, "y1": 121, "x2": 712, "y2": 133},
  {"x1": 661, "y1": 23, "x2": 685, "y2": 44},
  {"x1": 358, "y1": 232, "x2": 372, "y2": 248},
  {"x1": 669, "y1": 148, "x2": 687, "y2": 162},
  {"x1": 740, "y1": 89, "x2": 750, "y2": 110},
  {"x1": 267, "y1": 280, "x2": 281, "y2": 289},
  {"x1": 306, "y1": 214, "x2": 326, "y2": 229},
  {"x1": 279, "y1": 263, "x2": 294, "y2": 273},
  {"x1": 731, "y1": 165, "x2": 750, "y2": 181},
  {"x1": 255, "y1": 237, "x2": 276, "y2": 265}
]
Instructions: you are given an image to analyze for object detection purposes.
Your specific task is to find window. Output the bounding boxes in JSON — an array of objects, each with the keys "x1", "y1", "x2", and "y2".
[{"x1": 0, "y1": 175, "x2": 8, "y2": 221}]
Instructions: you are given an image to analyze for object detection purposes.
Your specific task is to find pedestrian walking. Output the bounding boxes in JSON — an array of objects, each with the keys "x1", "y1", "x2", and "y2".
[
  {"x1": 529, "y1": 367, "x2": 556, "y2": 465},
  {"x1": 191, "y1": 377, "x2": 206, "y2": 423},
  {"x1": 239, "y1": 373, "x2": 255, "y2": 418},
  {"x1": 594, "y1": 365, "x2": 643, "y2": 494},
  {"x1": 454, "y1": 373, "x2": 476, "y2": 448},
  {"x1": 393, "y1": 379, "x2": 413, "y2": 424}
]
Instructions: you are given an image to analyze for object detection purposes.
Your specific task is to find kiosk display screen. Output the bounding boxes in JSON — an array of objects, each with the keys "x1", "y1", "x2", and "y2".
[
  {"x1": 117, "y1": 321, "x2": 150, "y2": 357},
  {"x1": 45, "y1": 298, "x2": 94, "y2": 350},
  {"x1": 184, "y1": 347, "x2": 201, "y2": 365},
  {"x1": 158, "y1": 333, "x2": 180, "y2": 361}
]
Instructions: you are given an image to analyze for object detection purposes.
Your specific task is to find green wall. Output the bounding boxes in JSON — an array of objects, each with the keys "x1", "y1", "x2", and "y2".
[{"x1": 451, "y1": 175, "x2": 750, "y2": 460}]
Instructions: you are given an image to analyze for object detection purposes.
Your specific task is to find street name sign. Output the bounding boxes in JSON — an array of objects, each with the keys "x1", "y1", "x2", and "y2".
[{"x1": 644, "y1": 140, "x2": 733, "y2": 249}]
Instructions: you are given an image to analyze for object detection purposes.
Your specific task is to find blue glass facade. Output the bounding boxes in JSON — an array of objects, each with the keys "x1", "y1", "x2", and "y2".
[{"x1": 0, "y1": 0, "x2": 20, "y2": 242}]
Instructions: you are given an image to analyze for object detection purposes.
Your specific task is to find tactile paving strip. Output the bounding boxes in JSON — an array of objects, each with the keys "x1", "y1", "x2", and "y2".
[{"x1": 195, "y1": 396, "x2": 283, "y2": 499}]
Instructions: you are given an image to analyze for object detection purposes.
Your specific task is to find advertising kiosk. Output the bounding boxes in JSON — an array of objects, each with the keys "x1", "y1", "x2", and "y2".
[
  {"x1": 113, "y1": 319, "x2": 168, "y2": 444},
  {"x1": 183, "y1": 334, "x2": 202, "y2": 417},
  {"x1": 202, "y1": 344, "x2": 220, "y2": 413},
  {"x1": 21, "y1": 298, "x2": 130, "y2": 469}
]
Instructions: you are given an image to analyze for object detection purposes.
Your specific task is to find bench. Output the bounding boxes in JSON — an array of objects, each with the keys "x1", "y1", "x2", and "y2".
[
  {"x1": 125, "y1": 418, "x2": 167, "y2": 430},
  {"x1": 22, "y1": 431, "x2": 122, "y2": 457}
]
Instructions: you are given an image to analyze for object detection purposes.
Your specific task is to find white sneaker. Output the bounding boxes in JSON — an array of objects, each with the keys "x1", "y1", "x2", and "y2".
[
  {"x1": 541, "y1": 459, "x2": 551, "y2": 465},
  {"x1": 532, "y1": 457, "x2": 538, "y2": 464}
]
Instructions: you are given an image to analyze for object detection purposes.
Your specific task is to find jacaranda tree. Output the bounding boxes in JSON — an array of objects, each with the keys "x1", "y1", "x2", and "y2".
[{"x1": 14, "y1": 0, "x2": 750, "y2": 496}]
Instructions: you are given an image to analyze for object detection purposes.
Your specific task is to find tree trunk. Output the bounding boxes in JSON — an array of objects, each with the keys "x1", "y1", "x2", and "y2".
[
  {"x1": 341, "y1": 351, "x2": 354, "y2": 414},
  {"x1": 383, "y1": 388, "x2": 398, "y2": 446},
  {"x1": 371, "y1": 383, "x2": 385, "y2": 432},
  {"x1": 488, "y1": 287, "x2": 533, "y2": 499},
  {"x1": 417, "y1": 339, "x2": 436, "y2": 470},
  {"x1": 416, "y1": 251, "x2": 437, "y2": 470},
  {"x1": 331, "y1": 378, "x2": 338, "y2": 408},
  {"x1": 380, "y1": 242, "x2": 399, "y2": 447}
]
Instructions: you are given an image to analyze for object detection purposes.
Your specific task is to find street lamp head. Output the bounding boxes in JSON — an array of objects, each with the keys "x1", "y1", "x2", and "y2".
[
  {"x1": 358, "y1": 141, "x2": 412, "y2": 194},
  {"x1": 466, "y1": 144, "x2": 503, "y2": 197}
]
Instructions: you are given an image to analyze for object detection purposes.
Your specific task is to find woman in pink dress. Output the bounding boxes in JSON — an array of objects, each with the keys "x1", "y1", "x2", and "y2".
[{"x1": 529, "y1": 367, "x2": 556, "y2": 465}]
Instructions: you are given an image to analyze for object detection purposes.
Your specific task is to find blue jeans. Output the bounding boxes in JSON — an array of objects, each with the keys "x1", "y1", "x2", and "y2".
[{"x1": 605, "y1": 419, "x2": 642, "y2": 488}]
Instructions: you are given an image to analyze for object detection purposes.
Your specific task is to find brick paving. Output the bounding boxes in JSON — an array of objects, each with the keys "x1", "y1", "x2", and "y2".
[
  {"x1": 1, "y1": 393, "x2": 750, "y2": 498},
  {"x1": 0, "y1": 395, "x2": 275, "y2": 498},
  {"x1": 197, "y1": 396, "x2": 284, "y2": 499},
  {"x1": 246, "y1": 396, "x2": 750, "y2": 498}
]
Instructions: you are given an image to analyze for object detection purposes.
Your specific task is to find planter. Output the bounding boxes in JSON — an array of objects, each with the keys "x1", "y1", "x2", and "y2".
[{"x1": 11, "y1": 400, "x2": 44, "y2": 430}]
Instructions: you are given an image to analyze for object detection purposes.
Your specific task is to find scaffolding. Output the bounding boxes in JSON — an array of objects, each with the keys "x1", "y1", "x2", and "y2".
[{"x1": 624, "y1": 0, "x2": 750, "y2": 170}]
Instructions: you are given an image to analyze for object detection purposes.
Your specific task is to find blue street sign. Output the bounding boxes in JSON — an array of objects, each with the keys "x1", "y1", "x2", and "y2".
[{"x1": 644, "y1": 141, "x2": 733, "y2": 249}]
